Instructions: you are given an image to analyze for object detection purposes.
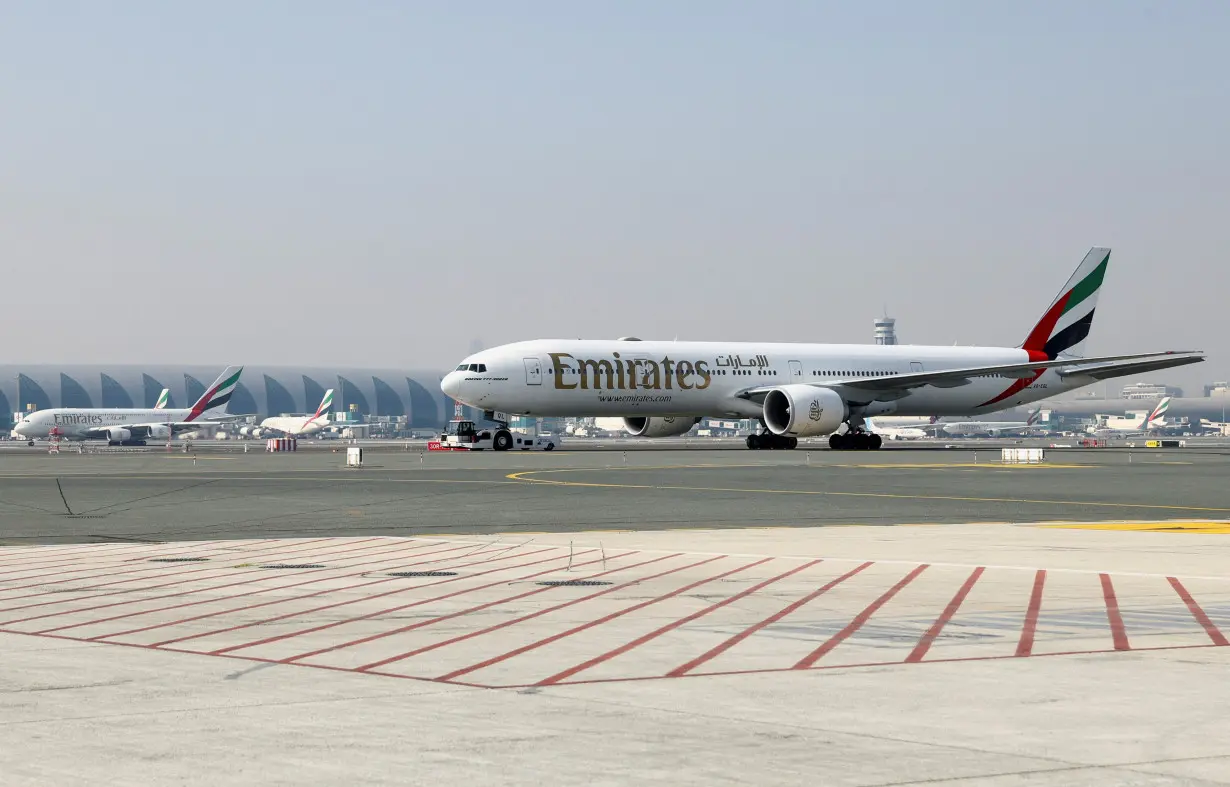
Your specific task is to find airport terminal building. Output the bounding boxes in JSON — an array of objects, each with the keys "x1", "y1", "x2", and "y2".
[{"x1": 0, "y1": 365, "x2": 456, "y2": 430}]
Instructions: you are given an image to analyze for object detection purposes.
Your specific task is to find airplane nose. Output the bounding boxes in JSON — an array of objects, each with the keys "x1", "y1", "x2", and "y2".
[{"x1": 441, "y1": 372, "x2": 461, "y2": 400}]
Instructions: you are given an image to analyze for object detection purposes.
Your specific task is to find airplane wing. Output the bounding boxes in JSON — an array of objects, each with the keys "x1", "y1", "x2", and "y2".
[{"x1": 737, "y1": 350, "x2": 1204, "y2": 404}]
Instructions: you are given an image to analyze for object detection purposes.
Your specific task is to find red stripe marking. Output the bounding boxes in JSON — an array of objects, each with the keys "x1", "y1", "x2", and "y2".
[
  {"x1": 0, "y1": 538, "x2": 416, "y2": 610},
  {"x1": 1168, "y1": 577, "x2": 1229, "y2": 646},
  {"x1": 667, "y1": 561, "x2": 870, "y2": 677},
  {"x1": 163, "y1": 547, "x2": 608, "y2": 650},
  {"x1": 1015, "y1": 569, "x2": 1046, "y2": 657},
  {"x1": 0, "y1": 541, "x2": 230, "y2": 580},
  {"x1": 78, "y1": 545, "x2": 559, "y2": 640},
  {"x1": 0, "y1": 536, "x2": 392, "y2": 600},
  {"x1": 433, "y1": 556, "x2": 756, "y2": 682},
  {"x1": 350, "y1": 553, "x2": 691, "y2": 671},
  {"x1": 283, "y1": 551, "x2": 664, "y2": 664},
  {"x1": 0, "y1": 541, "x2": 200, "y2": 572},
  {"x1": 24, "y1": 541, "x2": 488, "y2": 632},
  {"x1": 793, "y1": 564, "x2": 928, "y2": 669},
  {"x1": 0, "y1": 539, "x2": 449, "y2": 625},
  {"x1": 1100, "y1": 573, "x2": 1130, "y2": 651},
  {"x1": 905, "y1": 566, "x2": 984, "y2": 663},
  {"x1": 538, "y1": 558, "x2": 820, "y2": 686}
]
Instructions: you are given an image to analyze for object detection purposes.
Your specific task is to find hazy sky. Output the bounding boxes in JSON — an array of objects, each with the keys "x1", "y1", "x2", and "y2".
[{"x1": 4, "y1": 2, "x2": 1227, "y2": 389}]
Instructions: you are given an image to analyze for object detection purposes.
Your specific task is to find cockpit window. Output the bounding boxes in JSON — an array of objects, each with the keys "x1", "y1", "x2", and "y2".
[
  {"x1": 477, "y1": 364, "x2": 487, "y2": 373},
  {"x1": 468, "y1": 364, "x2": 478, "y2": 372},
  {"x1": 455, "y1": 364, "x2": 467, "y2": 371}
]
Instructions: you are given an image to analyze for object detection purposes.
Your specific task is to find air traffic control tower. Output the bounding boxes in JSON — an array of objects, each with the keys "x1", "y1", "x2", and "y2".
[{"x1": 874, "y1": 315, "x2": 898, "y2": 345}]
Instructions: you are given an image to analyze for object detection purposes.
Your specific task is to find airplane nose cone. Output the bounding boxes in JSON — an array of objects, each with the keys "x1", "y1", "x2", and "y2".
[{"x1": 441, "y1": 372, "x2": 461, "y2": 400}]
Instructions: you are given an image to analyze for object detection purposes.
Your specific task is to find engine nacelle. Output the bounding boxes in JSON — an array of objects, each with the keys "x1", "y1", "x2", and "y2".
[
  {"x1": 107, "y1": 427, "x2": 133, "y2": 442},
  {"x1": 622, "y1": 416, "x2": 699, "y2": 438},
  {"x1": 763, "y1": 385, "x2": 846, "y2": 437},
  {"x1": 146, "y1": 425, "x2": 171, "y2": 440}
]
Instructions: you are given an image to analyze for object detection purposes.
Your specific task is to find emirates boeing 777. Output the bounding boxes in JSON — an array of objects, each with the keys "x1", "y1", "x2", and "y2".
[{"x1": 441, "y1": 248, "x2": 1202, "y2": 450}]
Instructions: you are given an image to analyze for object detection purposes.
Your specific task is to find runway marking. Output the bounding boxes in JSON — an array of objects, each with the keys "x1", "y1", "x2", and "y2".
[
  {"x1": 1168, "y1": 577, "x2": 1229, "y2": 646},
  {"x1": 793, "y1": 564, "x2": 929, "y2": 669},
  {"x1": 1016, "y1": 570, "x2": 1046, "y2": 657},
  {"x1": 2, "y1": 537, "x2": 1228, "y2": 690},
  {"x1": 283, "y1": 550, "x2": 654, "y2": 664},
  {"x1": 506, "y1": 469, "x2": 1230, "y2": 514},
  {"x1": 432, "y1": 555, "x2": 753, "y2": 682},
  {"x1": 1041, "y1": 521, "x2": 1230, "y2": 534},
  {"x1": 536, "y1": 558, "x2": 823, "y2": 686},
  {"x1": 667, "y1": 561, "x2": 871, "y2": 677},
  {"x1": 0, "y1": 538, "x2": 413, "y2": 615},
  {"x1": 906, "y1": 566, "x2": 985, "y2": 663},
  {"x1": 1100, "y1": 573, "x2": 1131, "y2": 651},
  {"x1": 151, "y1": 546, "x2": 584, "y2": 649},
  {"x1": 25, "y1": 541, "x2": 488, "y2": 633}
]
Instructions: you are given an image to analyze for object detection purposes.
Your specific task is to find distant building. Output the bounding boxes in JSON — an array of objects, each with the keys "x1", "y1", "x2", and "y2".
[
  {"x1": 0, "y1": 364, "x2": 453, "y2": 432},
  {"x1": 1121, "y1": 381, "x2": 1183, "y2": 400},
  {"x1": 874, "y1": 316, "x2": 898, "y2": 345}
]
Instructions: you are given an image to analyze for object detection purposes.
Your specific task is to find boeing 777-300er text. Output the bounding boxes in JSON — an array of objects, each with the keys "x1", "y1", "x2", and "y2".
[
  {"x1": 14, "y1": 366, "x2": 244, "y2": 446},
  {"x1": 441, "y1": 248, "x2": 1203, "y2": 450}
]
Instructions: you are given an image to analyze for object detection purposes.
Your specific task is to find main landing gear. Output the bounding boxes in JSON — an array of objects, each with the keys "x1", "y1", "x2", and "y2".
[
  {"x1": 746, "y1": 432, "x2": 798, "y2": 450},
  {"x1": 828, "y1": 432, "x2": 882, "y2": 451}
]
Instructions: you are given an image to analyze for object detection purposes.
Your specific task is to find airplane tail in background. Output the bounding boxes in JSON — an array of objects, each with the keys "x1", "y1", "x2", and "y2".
[
  {"x1": 1021, "y1": 247, "x2": 1110, "y2": 361},
  {"x1": 185, "y1": 366, "x2": 243, "y2": 421},
  {"x1": 305, "y1": 389, "x2": 334, "y2": 428},
  {"x1": 154, "y1": 389, "x2": 170, "y2": 410},
  {"x1": 1026, "y1": 406, "x2": 1042, "y2": 426},
  {"x1": 1146, "y1": 396, "x2": 1172, "y2": 427}
]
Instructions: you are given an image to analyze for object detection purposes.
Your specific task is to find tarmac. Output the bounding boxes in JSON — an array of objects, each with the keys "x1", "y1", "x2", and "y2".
[{"x1": 2, "y1": 444, "x2": 1229, "y2": 785}]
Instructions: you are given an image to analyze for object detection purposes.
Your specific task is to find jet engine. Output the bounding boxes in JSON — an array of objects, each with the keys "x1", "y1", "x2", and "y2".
[
  {"x1": 146, "y1": 425, "x2": 171, "y2": 440},
  {"x1": 107, "y1": 427, "x2": 133, "y2": 442},
  {"x1": 622, "y1": 416, "x2": 700, "y2": 438},
  {"x1": 763, "y1": 386, "x2": 846, "y2": 437}
]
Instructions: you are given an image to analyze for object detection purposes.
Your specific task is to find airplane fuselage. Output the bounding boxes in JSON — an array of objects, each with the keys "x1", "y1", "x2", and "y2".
[
  {"x1": 14, "y1": 409, "x2": 194, "y2": 440},
  {"x1": 443, "y1": 340, "x2": 1087, "y2": 421}
]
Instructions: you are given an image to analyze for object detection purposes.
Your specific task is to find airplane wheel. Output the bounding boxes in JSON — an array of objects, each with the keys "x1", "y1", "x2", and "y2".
[
  {"x1": 787, "y1": 437, "x2": 798, "y2": 450},
  {"x1": 544, "y1": 442, "x2": 555, "y2": 451},
  {"x1": 869, "y1": 434, "x2": 883, "y2": 450},
  {"x1": 746, "y1": 434, "x2": 761, "y2": 450},
  {"x1": 492, "y1": 430, "x2": 513, "y2": 451},
  {"x1": 828, "y1": 433, "x2": 843, "y2": 450}
]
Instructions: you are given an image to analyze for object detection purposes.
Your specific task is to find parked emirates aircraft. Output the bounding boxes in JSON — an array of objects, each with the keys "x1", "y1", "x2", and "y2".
[
  {"x1": 240, "y1": 389, "x2": 335, "y2": 438},
  {"x1": 441, "y1": 248, "x2": 1203, "y2": 450},
  {"x1": 14, "y1": 367, "x2": 243, "y2": 446}
]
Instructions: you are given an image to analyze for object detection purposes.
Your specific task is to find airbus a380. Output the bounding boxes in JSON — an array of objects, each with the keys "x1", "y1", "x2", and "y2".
[
  {"x1": 441, "y1": 248, "x2": 1203, "y2": 450},
  {"x1": 14, "y1": 367, "x2": 244, "y2": 446}
]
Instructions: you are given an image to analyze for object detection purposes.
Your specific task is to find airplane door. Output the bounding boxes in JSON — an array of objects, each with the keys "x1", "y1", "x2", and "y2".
[
  {"x1": 788, "y1": 360, "x2": 803, "y2": 379},
  {"x1": 910, "y1": 362, "x2": 924, "y2": 372},
  {"x1": 524, "y1": 357, "x2": 543, "y2": 385}
]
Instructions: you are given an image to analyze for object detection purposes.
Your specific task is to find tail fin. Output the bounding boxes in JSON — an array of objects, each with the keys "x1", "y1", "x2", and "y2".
[
  {"x1": 154, "y1": 389, "x2": 170, "y2": 410},
  {"x1": 305, "y1": 389, "x2": 334, "y2": 427},
  {"x1": 1026, "y1": 406, "x2": 1042, "y2": 426},
  {"x1": 1021, "y1": 247, "x2": 1110, "y2": 360},
  {"x1": 185, "y1": 366, "x2": 243, "y2": 421},
  {"x1": 1146, "y1": 396, "x2": 1172, "y2": 427}
]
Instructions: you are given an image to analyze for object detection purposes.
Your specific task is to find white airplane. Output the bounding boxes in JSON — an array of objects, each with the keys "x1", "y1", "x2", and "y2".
[
  {"x1": 1090, "y1": 396, "x2": 1171, "y2": 436},
  {"x1": 14, "y1": 367, "x2": 244, "y2": 446},
  {"x1": 864, "y1": 418, "x2": 927, "y2": 441},
  {"x1": 938, "y1": 407, "x2": 1043, "y2": 437},
  {"x1": 241, "y1": 389, "x2": 335, "y2": 438},
  {"x1": 440, "y1": 248, "x2": 1203, "y2": 451}
]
